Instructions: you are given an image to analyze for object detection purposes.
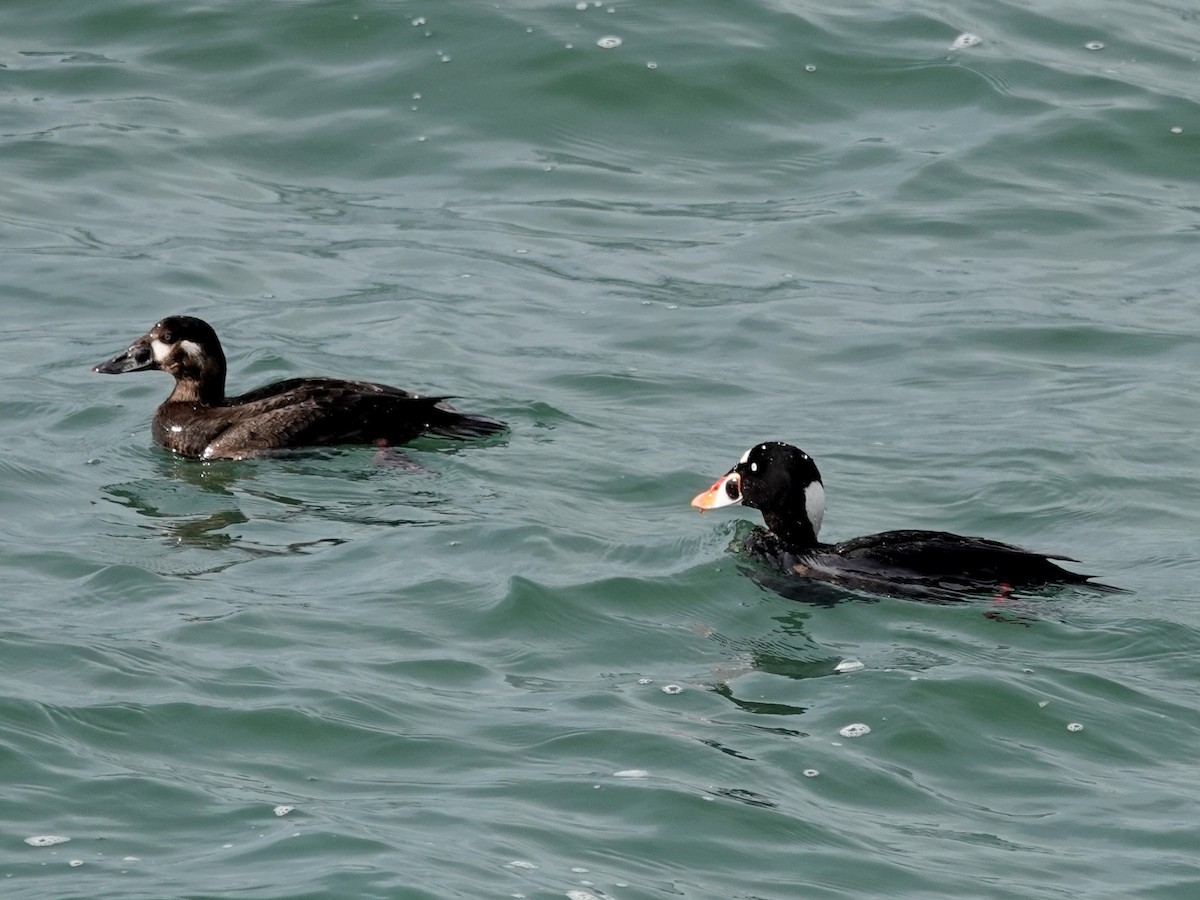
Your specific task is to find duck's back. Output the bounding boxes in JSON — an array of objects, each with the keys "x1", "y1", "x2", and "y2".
[{"x1": 157, "y1": 377, "x2": 502, "y2": 459}]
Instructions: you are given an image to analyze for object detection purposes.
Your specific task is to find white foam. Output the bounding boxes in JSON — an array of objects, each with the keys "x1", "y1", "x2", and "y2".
[
  {"x1": 838, "y1": 723, "x2": 871, "y2": 738},
  {"x1": 24, "y1": 836, "x2": 70, "y2": 847},
  {"x1": 273, "y1": 805, "x2": 295, "y2": 817},
  {"x1": 950, "y1": 33, "x2": 981, "y2": 50},
  {"x1": 596, "y1": 35, "x2": 622, "y2": 49}
]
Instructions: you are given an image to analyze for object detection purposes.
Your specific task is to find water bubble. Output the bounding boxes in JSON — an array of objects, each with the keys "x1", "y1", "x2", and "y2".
[
  {"x1": 950, "y1": 33, "x2": 981, "y2": 50},
  {"x1": 596, "y1": 35, "x2": 622, "y2": 49},
  {"x1": 273, "y1": 805, "x2": 295, "y2": 817},
  {"x1": 805, "y1": 64, "x2": 816, "y2": 72},
  {"x1": 662, "y1": 684, "x2": 683, "y2": 694},
  {"x1": 68, "y1": 860, "x2": 83, "y2": 868},
  {"x1": 637, "y1": 677, "x2": 652, "y2": 684},
  {"x1": 411, "y1": 17, "x2": 426, "y2": 26},
  {"x1": 439, "y1": 54, "x2": 451, "y2": 63},
  {"x1": 1085, "y1": 41, "x2": 1105, "y2": 50},
  {"x1": 838, "y1": 723, "x2": 871, "y2": 738},
  {"x1": 25, "y1": 836, "x2": 70, "y2": 847},
  {"x1": 575, "y1": 1, "x2": 588, "y2": 8},
  {"x1": 646, "y1": 61, "x2": 657, "y2": 69},
  {"x1": 1067, "y1": 722, "x2": 1084, "y2": 732},
  {"x1": 1038, "y1": 700, "x2": 1049, "y2": 708},
  {"x1": 803, "y1": 768, "x2": 819, "y2": 777},
  {"x1": 565, "y1": 43, "x2": 574, "y2": 49},
  {"x1": 506, "y1": 860, "x2": 538, "y2": 869},
  {"x1": 571, "y1": 867, "x2": 589, "y2": 873},
  {"x1": 834, "y1": 658, "x2": 864, "y2": 674},
  {"x1": 1170, "y1": 126, "x2": 1183, "y2": 134}
]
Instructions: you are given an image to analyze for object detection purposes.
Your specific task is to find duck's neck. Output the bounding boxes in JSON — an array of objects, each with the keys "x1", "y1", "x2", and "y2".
[
  {"x1": 168, "y1": 375, "x2": 225, "y2": 406},
  {"x1": 763, "y1": 509, "x2": 820, "y2": 549}
]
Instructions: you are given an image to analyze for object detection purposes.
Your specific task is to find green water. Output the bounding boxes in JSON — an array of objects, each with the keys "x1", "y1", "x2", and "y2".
[{"x1": 2, "y1": 0, "x2": 1198, "y2": 897}]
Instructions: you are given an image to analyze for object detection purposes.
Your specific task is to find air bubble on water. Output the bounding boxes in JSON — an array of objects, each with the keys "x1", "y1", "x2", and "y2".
[
  {"x1": 440, "y1": 54, "x2": 451, "y2": 62},
  {"x1": 123, "y1": 856, "x2": 140, "y2": 862},
  {"x1": 526, "y1": 27, "x2": 533, "y2": 33},
  {"x1": 571, "y1": 867, "x2": 589, "y2": 873},
  {"x1": 1038, "y1": 700, "x2": 1049, "y2": 708},
  {"x1": 506, "y1": 860, "x2": 538, "y2": 869},
  {"x1": 412, "y1": 93, "x2": 422, "y2": 100},
  {"x1": 273, "y1": 805, "x2": 295, "y2": 817},
  {"x1": 1067, "y1": 722, "x2": 1083, "y2": 732},
  {"x1": 565, "y1": 43, "x2": 574, "y2": 49},
  {"x1": 638, "y1": 677, "x2": 652, "y2": 684},
  {"x1": 1085, "y1": 41, "x2": 1104, "y2": 50},
  {"x1": 25, "y1": 836, "x2": 70, "y2": 847},
  {"x1": 1170, "y1": 126, "x2": 1183, "y2": 134},
  {"x1": 596, "y1": 35, "x2": 622, "y2": 49},
  {"x1": 417, "y1": 136, "x2": 427, "y2": 142},
  {"x1": 805, "y1": 64, "x2": 816, "y2": 72},
  {"x1": 803, "y1": 768, "x2": 819, "y2": 777},
  {"x1": 662, "y1": 684, "x2": 683, "y2": 694},
  {"x1": 412, "y1": 17, "x2": 426, "y2": 26},
  {"x1": 834, "y1": 657, "x2": 864, "y2": 674},
  {"x1": 950, "y1": 33, "x2": 981, "y2": 50},
  {"x1": 69, "y1": 860, "x2": 83, "y2": 868},
  {"x1": 647, "y1": 61, "x2": 657, "y2": 69},
  {"x1": 614, "y1": 769, "x2": 648, "y2": 777},
  {"x1": 838, "y1": 723, "x2": 871, "y2": 738},
  {"x1": 576, "y1": 1, "x2": 588, "y2": 8}
]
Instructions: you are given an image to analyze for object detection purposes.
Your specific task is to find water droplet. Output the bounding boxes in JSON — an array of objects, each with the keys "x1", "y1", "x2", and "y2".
[
  {"x1": 1085, "y1": 41, "x2": 1105, "y2": 50},
  {"x1": 950, "y1": 33, "x2": 981, "y2": 50},
  {"x1": 838, "y1": 723, "x2": 871, "y2": 738},
  {"x1": 596, "y1": 35, "x2": 622, "y2": 49},
  {"x1": 662, "y1": 684, "x2": 683, "y2": 694}
]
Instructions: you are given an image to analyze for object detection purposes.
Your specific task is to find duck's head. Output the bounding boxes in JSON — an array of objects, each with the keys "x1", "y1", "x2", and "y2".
[
  {"x1": 94, "y1": 315, "x2": 226, "y2": 404},
  {"x1": 691, "y1": 441, "x2": 825, "y2": 547}
]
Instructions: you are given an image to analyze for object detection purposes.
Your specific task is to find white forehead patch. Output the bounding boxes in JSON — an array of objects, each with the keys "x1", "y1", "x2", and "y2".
[
  {"x1": 739, "y1": 446, "x2": 754, "y2": 464},
  {"x1": 804, "y1": 481, "x2": 826, "y2": 537}
]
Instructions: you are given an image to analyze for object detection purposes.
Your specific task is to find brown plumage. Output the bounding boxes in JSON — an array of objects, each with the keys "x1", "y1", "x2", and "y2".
[{"x1": 94, "y1": 315, "x2": 505, "y2": 459}]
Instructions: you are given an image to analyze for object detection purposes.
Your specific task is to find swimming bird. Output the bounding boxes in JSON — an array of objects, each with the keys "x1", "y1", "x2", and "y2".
[
  {"x1": 691, "y1": 441, "x2": 1109, "y2": 598},
  {"x1": 94, "y1": 315, "x2": 505, "y2": 460}
]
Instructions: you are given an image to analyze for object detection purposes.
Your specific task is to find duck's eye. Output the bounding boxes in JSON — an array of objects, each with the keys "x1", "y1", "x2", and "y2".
[
  {"x1": 725, "y1": 474, "x2": 741, "y2": 500},
  {"x1": 160, "y1": 331, "x2": 174, "y2": 344}
]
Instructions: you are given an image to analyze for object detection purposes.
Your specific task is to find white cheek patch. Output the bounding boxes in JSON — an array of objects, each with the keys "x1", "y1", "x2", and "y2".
[
  {"x1": 150, "y1": 338, "x2": 171, "y2": 363},
  {"x1": 804, "y1": 481, "x2": 826, "y2": 537}
]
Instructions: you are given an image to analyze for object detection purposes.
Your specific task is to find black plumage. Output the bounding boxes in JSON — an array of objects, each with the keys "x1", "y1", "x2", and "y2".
[{"x1": 693, "y1": 441, "x2": 1113, "y2": 598}]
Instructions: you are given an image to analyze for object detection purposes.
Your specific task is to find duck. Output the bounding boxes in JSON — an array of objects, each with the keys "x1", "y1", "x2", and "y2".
[
  {"x1": 94, "y1": 315, "x2": 505, "y2": 459},
  {"x1": 691, "y1": 441, "x2": 1111, "y2": 598}
]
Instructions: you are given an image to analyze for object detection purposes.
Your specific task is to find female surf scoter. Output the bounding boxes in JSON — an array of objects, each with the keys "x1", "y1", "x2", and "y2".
[
  {"x1": 94, "y1": 315, "x2": 505, "y2": 459},
  {"x1": 691, "y1": 441, "x2": 1107, "y2": 598}
]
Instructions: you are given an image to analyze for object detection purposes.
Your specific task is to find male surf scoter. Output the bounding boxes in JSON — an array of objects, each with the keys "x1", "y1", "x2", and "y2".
[
  {"x1": 691, "y1": 441, "x2": 1109, "y2": 598},
  {"x1": 94, "y1": 315, "x2": 505, "y2": 459}
]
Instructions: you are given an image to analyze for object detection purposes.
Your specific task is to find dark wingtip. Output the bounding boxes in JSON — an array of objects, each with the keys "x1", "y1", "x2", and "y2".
[{"x1": 427, "y1": 412, "x2": 508, "y2": 440}]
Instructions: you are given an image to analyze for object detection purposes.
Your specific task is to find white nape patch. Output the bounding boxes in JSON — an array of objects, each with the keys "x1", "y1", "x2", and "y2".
[
  {"x1": 179, "y1": 339, "x2": 203, "y2": 359},
  {"x1": 804, "y1": 480, "x2": 826, "y2": 536}
]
